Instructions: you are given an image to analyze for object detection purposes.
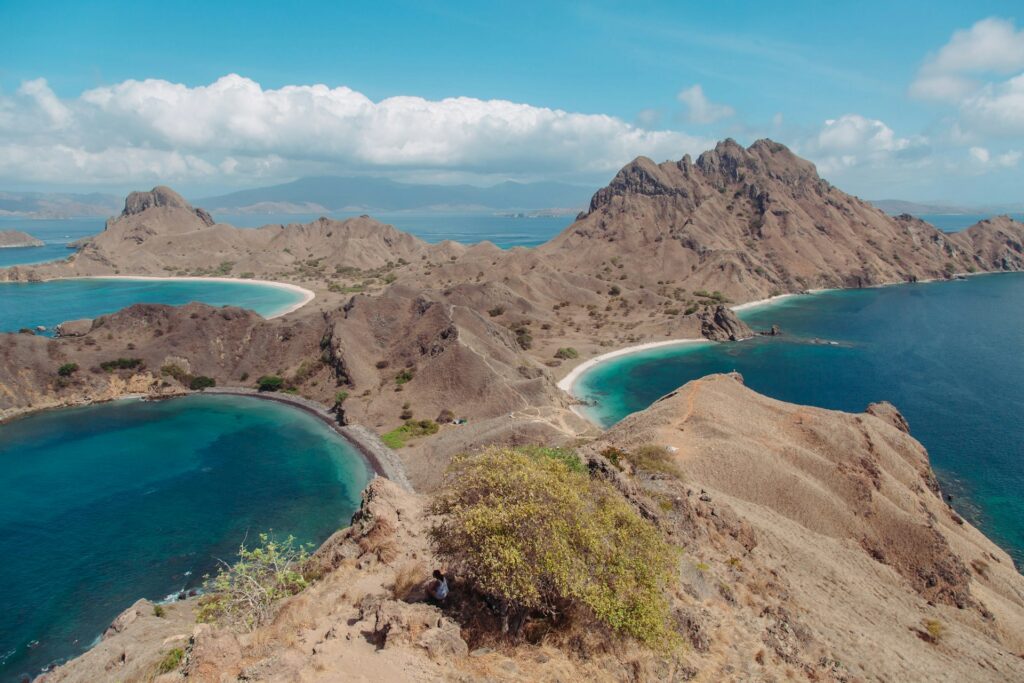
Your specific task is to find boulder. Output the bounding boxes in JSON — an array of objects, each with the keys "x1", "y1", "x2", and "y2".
[{"x1": 55, "y1": 318, "x2": 93, "y2": 337}]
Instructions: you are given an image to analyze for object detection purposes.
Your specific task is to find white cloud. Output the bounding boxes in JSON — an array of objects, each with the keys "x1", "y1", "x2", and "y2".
[
  {"x1": 959, "y1": 73, "x2": 1024, "y2": 136},
  {"x1": 0, "y1": 74, "x2": 712, "y2": 188},
  {"x1": 816, "y1": 114, "x2": 908, "y2": 153},
  {"x1": 969, "y1": 146, "x2": 990, "y2": 163},
  {"x1": 796, "y1": 114, "x2": 931, "y2": 176},
  {"x1": 967, "y1": 145, "x2": 1021, "y2": 168},
  {"x1": 676, "y1": 85, "x2": 734, "y2": 124},
  {"x1": 911, "y1": 17, "x2": 1024, "y2": 102}
]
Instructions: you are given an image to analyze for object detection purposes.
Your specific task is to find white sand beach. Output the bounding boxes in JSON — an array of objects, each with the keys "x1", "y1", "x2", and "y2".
[
  {"x1": 71, "y1": 275, "x2": 315, "y2": 319},
  {"x1": 556, "y1": 338, "x2": 710, "y2": 397}
]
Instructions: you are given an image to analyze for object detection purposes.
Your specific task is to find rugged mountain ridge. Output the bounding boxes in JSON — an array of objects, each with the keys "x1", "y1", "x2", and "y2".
[{"x1": 541, "y1": 139, "x2": 1024, "y2": 302}]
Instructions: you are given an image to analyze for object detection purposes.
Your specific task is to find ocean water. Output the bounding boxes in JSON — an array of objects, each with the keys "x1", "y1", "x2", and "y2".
[
  {"x1": 213, "y1": 211, "x2": 573, "y2": 248},
  {"x1": 0, "y1": 218, "x2": 102, "y2": 269},
  {"x1": 917, "y1": 213, "x2": 1024, "y2": 232},
  {"x1": 0, "y1": 394, "x2": 371, "y2": 680},
  {"x1": 0, "y1": 278, "x2": 306, "y2": 334},
  {"x1": 576, "y1": 273, "x2": 1024, "y2": 566}
]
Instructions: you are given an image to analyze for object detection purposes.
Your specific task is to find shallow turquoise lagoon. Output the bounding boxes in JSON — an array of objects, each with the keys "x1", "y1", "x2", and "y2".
[
  {"x1": 575, "y1": 273, "x2": 1024, "y2": 568},
  {"x1": 0, "y1": 278, "x2": 307, "y2": 333},
  {"x1": 0, "y1": 394, "x2": 371, "y2": 679}
]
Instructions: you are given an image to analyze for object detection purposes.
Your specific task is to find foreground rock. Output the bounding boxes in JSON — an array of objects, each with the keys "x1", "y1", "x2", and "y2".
[
  {"x1": 42, "y1": 379, "x2": 1024, "y2": 682},
  {"x1": 0, "y1": 229, "x2": 44, "y2": 248},
  {"x1": 593, "y1": 373, "x2": 1024, "y2": 681}
]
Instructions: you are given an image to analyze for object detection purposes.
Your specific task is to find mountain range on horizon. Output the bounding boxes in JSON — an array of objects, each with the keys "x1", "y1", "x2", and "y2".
[{"x1": 4, "y1": 176, "x2": 1024, "y2": 221}]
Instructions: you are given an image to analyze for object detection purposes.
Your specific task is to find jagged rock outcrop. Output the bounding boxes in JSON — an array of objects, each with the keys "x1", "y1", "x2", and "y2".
[
  {"x1": 697, "y1": 304, "x2": 753, "y2": 341},
  {"x1": 122, "y1": 186, "x2": 215, "y2": 226},
  {"x1": 542, "y1": 139, "x2": 1024, "y2": 303}
]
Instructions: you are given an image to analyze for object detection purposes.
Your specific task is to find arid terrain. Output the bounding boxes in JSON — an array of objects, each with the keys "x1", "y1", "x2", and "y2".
[
  {"x1": 39, "y1": 376, "x2": 1024, "y2": 682},
  {"x1": 3, "y1": 139, "x2": 1024, "y2": 681}
]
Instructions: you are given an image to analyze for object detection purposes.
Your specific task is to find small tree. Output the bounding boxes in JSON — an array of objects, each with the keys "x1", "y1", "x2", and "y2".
[
  {"x1": 197, "y1": 533, "x2": 310, "y2": 631},
  {"x1": 257, "y1": 375, "x2": 284, "y2": 392},
  {"x1": 57, "y1": 362, "x2": 79, "y2": 377},
  {"x1": 189, "y1": 375, "x2": 216, "y2": 391},
  {"x1": 430, "y1": 446, "x2": 678, "y2": 646},
  {"x1": 554, "y1": 347, "x2": 578, "y2": 360}
]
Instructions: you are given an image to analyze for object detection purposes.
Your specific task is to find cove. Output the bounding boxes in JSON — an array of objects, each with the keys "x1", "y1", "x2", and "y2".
[
  {"x1": 0, "y1": 394, "x2": 372, "y2": 679},
  {"x1": 0, "y1": 277, "x2": 310, "y2": 334},
  {"x1": 574, "y1": 273, "x2": 1024, "y2": 567}
]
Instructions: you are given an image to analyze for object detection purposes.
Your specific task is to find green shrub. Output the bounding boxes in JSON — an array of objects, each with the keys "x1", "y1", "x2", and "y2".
[
  {"x1": 196, "y1": 533, "x2": 310, "y2": 631},
  {"x1": 161, "y1": 364, "x2": 189, "y2": 382},
  {"x1": 57, "y1": 363, "x2": 79, "y2": 377},
  {"x1": 381, "y1": 419, "x2": 439, "y2": 449},
  {"x1": 156, "y1": 647, "x2": 184, "y2": 674},
  {"x1": 100, "y1": 358, "x2": 143, "y2": 372},
  {"x1": 488, "y1": 305, "x2": 506, "y2": 317},
  {"x1": 256, "y1": 375, "x2": 285, "y2": 392},
  {"x1": 153, "y1": 604, "x2": 166, "y2": 618},
  {"x1": 608, "y1": 285, "x2": 621, "y2": 296},
  {"x1": 334, "y1": 390, "x2": 349, "y2": 404},
  {"x1": 430, "y1": 446, "x2": 678, "y2": 646},
  {"x1": 628, "y1": 444, "x2": 682, "y2": 477},
  {"x1": 553, "y1": 347, "x2": 579, "y2": 360},
  {"x1": 394, "y1": 369, "x2": 414, "y2": 385},
  {"x1": 189, "y1": 375, "x2": 216, "y2": 391}
]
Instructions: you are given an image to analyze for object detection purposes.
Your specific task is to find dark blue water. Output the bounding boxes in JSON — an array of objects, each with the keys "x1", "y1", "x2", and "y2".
[
  {"x1": 0, "y1": 278, "x2": 306, "y2": 334},
  {"x1": 576, "y1": 274, "x2": 1024, "y2": 567},
  {"x1": 0, "y1": 394, "x2": 371, "y2": 680}
]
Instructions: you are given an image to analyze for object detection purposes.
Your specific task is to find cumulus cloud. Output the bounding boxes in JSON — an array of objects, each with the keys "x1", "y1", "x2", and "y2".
[
  {"x1": 677, "y1": 85, "x2": 735, "y2": 124},
  {"x1": 0, "y1": 74, "x2": 712, "y2": 188},
  {"x1": 800, "y1": 114, "x2": 931, "y2": 175},
  {"x1": 967, "y1": 145, "x2": 1021, "y2": 168},
  {"x1": 959, "y1": 73, "x2": 1024, "y2": 137},
  {"x1": 910, "y1": 17, "x2": 1024, "y2": 102}
]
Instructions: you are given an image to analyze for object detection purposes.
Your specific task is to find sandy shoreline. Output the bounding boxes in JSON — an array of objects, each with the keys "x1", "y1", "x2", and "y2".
[
  {"x1": 556, "y1": 338, "x2": 710, "y2": 396},
  {"x1": 64, "y1": 275, "x2": 316, "y2": 319}
]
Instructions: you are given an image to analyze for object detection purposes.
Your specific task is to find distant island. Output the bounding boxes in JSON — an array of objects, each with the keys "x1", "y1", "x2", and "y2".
[
  {"x1": 0, "y1": 230, "x2": 44, "y2": 248},
  {"x1": 871, "y1": 198, "x2": 1024, "y2": 215},
  {"x1": 0, "y1": 191, "x2": 121, "y2": 218},
  {"x1": 194, "y1": 174, "x2": 595, "y2": 213}
]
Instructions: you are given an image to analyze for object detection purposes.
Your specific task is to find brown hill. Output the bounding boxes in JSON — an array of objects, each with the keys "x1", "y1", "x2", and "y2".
[
  {"x1": 41, "y1": 376, "x2": 1024, "y2": 682},
  {"x1": 1, "y1": 187, "x2": 463, "y2": 281},
  {"x1": 537, "y1": 139, "x2": 1023, "y2": 301}
]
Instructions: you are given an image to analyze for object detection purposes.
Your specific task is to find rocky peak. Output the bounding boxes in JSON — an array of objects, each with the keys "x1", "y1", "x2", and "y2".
[{"x1": 122, "y1": 186, "x2": 214, "y2": 226}]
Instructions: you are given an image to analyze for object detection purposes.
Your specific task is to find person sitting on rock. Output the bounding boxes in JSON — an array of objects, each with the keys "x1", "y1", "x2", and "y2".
[{"x1": 428, "y1": 569, "x2": 449, "y2": 604}]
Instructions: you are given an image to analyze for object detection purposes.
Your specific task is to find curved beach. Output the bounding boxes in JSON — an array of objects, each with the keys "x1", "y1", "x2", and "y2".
[{"x1": 75, "y1": 275, "x2": 316, "y2": 318}]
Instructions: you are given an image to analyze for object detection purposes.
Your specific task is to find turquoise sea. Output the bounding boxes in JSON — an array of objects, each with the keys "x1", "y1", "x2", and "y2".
[
  {"x1": 575, "y1": 274, "x2": 1024, "y2": 567},
  {"x1": 0, "y1": 394, "x2": 371, "y2": 680},
  {"x1": 0, "y1": 278, "x2": 306, "y2": 334}
]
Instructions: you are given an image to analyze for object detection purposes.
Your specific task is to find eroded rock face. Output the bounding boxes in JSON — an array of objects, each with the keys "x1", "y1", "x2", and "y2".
[
  {"x1": 123, "y1": 186, "x2": 214, "y2": 226},
  {"x1": 698, "y1": 305, "x2": 753, "y2": 341}
]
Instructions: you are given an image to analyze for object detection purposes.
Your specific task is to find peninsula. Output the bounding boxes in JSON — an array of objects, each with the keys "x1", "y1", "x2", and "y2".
[{"x1": 5, "y1": 139, "x2": 1024, "y2": 682}]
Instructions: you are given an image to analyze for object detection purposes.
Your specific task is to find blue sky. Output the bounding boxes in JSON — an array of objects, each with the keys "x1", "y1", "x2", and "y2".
[{"x1": 2, "y1": 1, "x2": 1023, "y2": 203}]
